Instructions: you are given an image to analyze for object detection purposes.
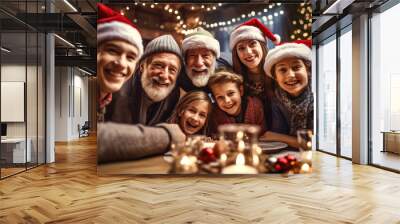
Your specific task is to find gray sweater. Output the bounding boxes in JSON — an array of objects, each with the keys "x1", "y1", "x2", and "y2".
[{"x1": 97, "y1": 122, "x2": 185, "y2": 164}]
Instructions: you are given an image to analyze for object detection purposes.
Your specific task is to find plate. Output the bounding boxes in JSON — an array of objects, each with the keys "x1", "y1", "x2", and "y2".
[
  {"x1": 163, "y1": 152, "x2": 174, "y2": 163},
  {"x1": 258, "y1": 142, "x2": 288, "y2": 153}
]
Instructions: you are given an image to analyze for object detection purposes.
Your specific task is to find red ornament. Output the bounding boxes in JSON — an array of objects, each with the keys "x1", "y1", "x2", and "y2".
[
  {"x1": 285, "y1": 154, "x2": 296, "y2": 162},
  {"x1": 274, "y1": 164, "x2": 282, "y2": 171},
  {"x1": 198, "y1": 148, "x2": 217, "y2": 164},
  {"x1": 277, "y1": 157, "x2": 288, "y2": 165}
]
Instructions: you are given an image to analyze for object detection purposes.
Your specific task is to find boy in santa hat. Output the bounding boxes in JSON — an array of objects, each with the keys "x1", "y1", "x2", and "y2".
[{"x1": 260, "y1": 40, "x2": 313, "y2": 148}]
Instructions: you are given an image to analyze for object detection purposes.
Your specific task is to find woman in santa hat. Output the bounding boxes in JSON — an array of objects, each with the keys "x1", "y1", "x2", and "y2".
[{"x1": 229, "y1": 18, "x2": 281, "y2": 128}]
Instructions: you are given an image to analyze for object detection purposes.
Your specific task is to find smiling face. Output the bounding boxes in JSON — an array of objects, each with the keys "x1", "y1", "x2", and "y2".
[
  {"x1": 185, "y1": 48, "x2": 216, "y2": 87},
  {"x1": 236, "y1": 39, "x2": 264, "y2": 71},
  {"x1": 211, "y1": 82, "x2": 243, "y2": 116},
  {"x1": 97, "y1": 40, "x2": 139, "y2": 93},
  {"x1": 141, "y1": 52, "x2": 181, "y2": 102},
  {"x1": 274, "y1": 58, "x2": 309, "y2": 97},
  {"x1": 178, "y1": 100, "x2": 210, "y2": 135}
]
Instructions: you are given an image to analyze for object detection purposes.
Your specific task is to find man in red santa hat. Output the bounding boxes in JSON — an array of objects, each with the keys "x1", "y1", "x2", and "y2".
[{"x1": 97, "y1": 3, "x2": 143, "y2": 121}]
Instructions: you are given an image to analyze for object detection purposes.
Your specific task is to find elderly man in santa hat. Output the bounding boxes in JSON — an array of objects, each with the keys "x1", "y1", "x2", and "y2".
[{"x1": 178, "y1": 27, "x2": 221, "y2": 93}]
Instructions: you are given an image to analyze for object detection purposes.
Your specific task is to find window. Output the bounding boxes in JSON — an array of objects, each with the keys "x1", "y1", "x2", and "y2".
[
  {"x1": 339, "y1": 27, "x2": 352, "y2": 158},
  {"x1": 317, "y1": 36, "x2": 337, "y2": 154},
  {"x1": 370, "y1": 2, "x2": 400, "y2": 171}
]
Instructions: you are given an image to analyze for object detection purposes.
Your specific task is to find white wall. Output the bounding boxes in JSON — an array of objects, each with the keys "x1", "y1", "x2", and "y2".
[
  {"x1": 1, "y1": 64, "x2": 46, "y2": 164},
  {"x1": 54, "y1": 67, "x2": 89, "y2": 141}
]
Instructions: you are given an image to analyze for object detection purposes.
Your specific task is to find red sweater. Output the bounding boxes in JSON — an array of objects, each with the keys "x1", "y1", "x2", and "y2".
[{"x1": 208, "y1": 96, "x2": 266, "y2": 136}]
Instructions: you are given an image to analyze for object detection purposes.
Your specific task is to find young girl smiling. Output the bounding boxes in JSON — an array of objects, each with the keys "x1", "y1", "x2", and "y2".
[{"x1": 169, "y1": 91, "x2": 212, "y2": 136}]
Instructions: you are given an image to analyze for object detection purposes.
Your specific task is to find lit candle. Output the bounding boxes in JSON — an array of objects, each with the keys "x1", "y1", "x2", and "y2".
[
  {"x1": 220, "y1": 153, "x2": 227, "y2": 166},
  {"x1": 300, "y1": 163, "x2": 311, "y2": 173},
  {"x1": 222, "y1": 153, "x2": 258, "y2": 174},
  {"x1": 301, "y1": 150, "x2": 313, "y2": 164},
  {"x1": 177, "y1": 155, "x2": 198, "y2": 173}
]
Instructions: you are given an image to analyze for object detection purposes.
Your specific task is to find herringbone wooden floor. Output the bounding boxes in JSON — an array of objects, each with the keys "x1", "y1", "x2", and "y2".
[{"x1": 1, "y1": 135, "x2": 400, "y2": 224}]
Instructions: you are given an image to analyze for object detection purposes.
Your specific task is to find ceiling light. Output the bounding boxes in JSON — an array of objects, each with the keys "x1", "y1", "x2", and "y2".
[
  {"x1": 63, "y1": 0, "x2": 77, "y2": 12},
  {"x1": 54, "y1": 34, "x2": 75, "y2": 48},
  {"x1": 1, "y1": 47, "x2": 11, "y2": 53},
  {"x1": 78, "y1": 67, "x2": 93, "y2": 76},
  {"x1": 322, "y1": 0, "x2": 353, "y2": 15}
]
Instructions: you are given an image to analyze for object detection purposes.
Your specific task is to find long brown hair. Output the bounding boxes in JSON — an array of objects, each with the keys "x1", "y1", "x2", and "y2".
[
  {"x1": 232, "y1": 40, "x2": 275, "y2": 99},
  {"x1": 168, "y1": 91, "x2": 212, "y2": 135},
  {"x1": 232, "y1": 40, "x2": 268, "y2": 80}
]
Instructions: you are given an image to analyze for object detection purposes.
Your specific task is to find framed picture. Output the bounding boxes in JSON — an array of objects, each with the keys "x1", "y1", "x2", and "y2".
[{"x1": 97, "y1": 1, "x2": 313, "y2": 175}]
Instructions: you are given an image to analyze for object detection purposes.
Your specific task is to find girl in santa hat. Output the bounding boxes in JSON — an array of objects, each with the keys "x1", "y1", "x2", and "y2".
[
  {"x1": 229, "y1": 18, "x2": 281, "y2": 128},
  {"x1": 260, "y1": 40, "x2": 313, "y2": 148}
]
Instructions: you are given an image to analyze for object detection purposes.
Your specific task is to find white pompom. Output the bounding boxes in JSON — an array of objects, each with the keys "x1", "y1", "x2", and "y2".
[{"x1": 273, "y1": 34, "x2": 281, "y2": 45}]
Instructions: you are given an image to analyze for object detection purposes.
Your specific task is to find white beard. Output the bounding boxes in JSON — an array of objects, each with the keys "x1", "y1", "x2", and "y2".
[
  {"x1": 141, "y1": 71, "x2": 175, "y2": 102},
  {"x1": 186, "y1": 61, "x2": 216, "y2": 87}
]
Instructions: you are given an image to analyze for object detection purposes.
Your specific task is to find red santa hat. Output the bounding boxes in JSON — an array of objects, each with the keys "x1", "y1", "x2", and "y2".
[
  {"x1": 97, "y1": 3, "x2": 143, "y2": 57},
  {"x1": 229, "y1": 18, "x2": 281, "y2": 50},
  {"x1": 263, "y1": 39, "x2": 312, "y2": 78}
]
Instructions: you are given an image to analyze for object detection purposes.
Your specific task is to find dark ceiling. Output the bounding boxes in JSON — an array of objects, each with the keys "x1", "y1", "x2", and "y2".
[{"x1": 0, "y1": 0, "x2": 96, "y2": 73}]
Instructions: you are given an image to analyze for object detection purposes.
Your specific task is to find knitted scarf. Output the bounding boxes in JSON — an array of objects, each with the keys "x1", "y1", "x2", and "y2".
[{"x1": 274, "y1": 86, "x2": 313, "y2": 136}]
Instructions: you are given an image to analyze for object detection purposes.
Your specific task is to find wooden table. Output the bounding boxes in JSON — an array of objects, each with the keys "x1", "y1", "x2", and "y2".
[
  {"x1": 381, "y1": 131, "x2": 400, "y2": 154},
  {"x1": 98, "y1": 156, "x2": 170, "y2": 175},
  {"x1": 97, "y1": 149, "x2": 303, "y2": 176}
]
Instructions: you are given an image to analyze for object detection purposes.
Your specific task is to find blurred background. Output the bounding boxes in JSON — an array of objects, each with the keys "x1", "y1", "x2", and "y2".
[{"x1": 104, "y1": 2, "x2": 312, "y2": 55}]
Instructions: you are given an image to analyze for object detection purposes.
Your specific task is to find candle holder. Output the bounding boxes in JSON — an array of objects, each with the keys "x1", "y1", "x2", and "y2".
[
  {"x1": 169, "y1": 141, "x2": 198, "y2": 174},
  {"x1": 297, "y1": 129, "x2": 313, "y2": 173},
  {"x1": 218, "y1": 124, "x2": 261, "y2": 174}
]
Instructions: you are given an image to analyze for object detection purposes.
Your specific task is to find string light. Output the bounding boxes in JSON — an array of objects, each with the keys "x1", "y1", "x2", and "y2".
[
  {"x1": 290, "y1": 2, "x2": 312, "y2": 40},
  {"x1": 204, "y1": 3, "x2": 283, "y2": 32},
  {"x1": 125, "y1": 3, "x2": 286, "y2": 36}
]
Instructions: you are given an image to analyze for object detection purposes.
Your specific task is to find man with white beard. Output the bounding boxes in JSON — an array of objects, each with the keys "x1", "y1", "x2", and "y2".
[
  {"x1": 179, "y1": 27, "x2": 221, "y2": 93},
  {"x1": 105, "y1": 35, "x2": 183, "y2": 125}
]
